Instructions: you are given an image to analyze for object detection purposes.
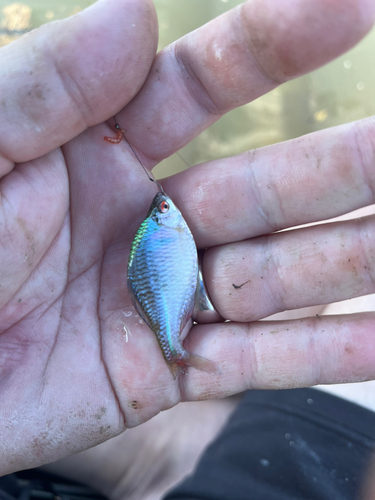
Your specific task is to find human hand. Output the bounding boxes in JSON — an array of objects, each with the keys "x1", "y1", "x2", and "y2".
[
  {"x1": 0, "y1": 0, "x2": 159, "y2": 473},
  {"x1": 1, "y1": 0, "x2": 374, "y2": 476}
]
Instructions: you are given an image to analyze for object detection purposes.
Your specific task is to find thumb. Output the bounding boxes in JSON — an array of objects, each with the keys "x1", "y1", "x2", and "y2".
[{"x1": 0, "y1": 0, "x2": 158, "y2": 173}]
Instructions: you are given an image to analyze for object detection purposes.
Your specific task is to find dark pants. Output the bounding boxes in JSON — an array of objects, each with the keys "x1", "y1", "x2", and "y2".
[
  {"x1": 164, "y1": 388, "x2": 375, "y2": 500},
  {"x1": 1, "y1": 388, "x2": 374, "y2": 500}
]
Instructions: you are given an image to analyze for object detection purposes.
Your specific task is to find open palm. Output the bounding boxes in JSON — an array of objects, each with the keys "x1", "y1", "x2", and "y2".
[{"x1": 1, "y1": 0, "x2": 375, "y2": 475}]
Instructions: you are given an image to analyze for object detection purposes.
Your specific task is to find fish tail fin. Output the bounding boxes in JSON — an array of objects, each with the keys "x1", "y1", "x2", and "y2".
[
  {"x1": 183, "y1": 351, "x2": 221, "y2": 375},
  {"x1": 185, "y1": 352, "x2": 221, "y2": 375},
  {"x1": 168, "y1": 352, "x2": 221, "y2": 379}
]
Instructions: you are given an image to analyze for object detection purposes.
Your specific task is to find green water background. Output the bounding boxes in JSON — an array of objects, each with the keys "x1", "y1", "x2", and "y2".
[{"x1": 1, "y1": 0, "x2": 374, "y2": 179}]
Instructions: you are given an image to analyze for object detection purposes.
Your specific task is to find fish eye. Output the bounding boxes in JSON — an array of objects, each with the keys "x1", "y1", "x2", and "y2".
[{"x1": 159, "y1": 200, "x2": 169, "y2": 213}]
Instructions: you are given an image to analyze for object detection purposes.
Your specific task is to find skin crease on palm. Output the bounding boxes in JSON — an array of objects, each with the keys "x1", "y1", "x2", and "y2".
[{"x1": 1, "y1": 0, "x2": 375, "y2": 480}]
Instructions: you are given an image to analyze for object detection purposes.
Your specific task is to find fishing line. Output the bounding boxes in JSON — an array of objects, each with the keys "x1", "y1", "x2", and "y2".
[
  {"x1": 112, "y1": 116, "x2": 165, "y2": 194},
  {"x1": 175, "y1": 151, "x2": 191, "y2": 169}
]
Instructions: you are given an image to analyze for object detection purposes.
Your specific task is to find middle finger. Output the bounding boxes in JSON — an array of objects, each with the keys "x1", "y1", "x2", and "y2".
[
  {"x1": 163, "y1": 117, "x2": 375, "y2": 247},
  {"x1": 118, "y1": 0, "x2": 374, "y2": 161},
  {"x1": 204, "y1": 214, "x2": 375, "y2": 321}
]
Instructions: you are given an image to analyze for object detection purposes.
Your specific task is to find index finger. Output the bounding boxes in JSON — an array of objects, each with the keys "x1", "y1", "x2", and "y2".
[
  {"x1": 118, "y1": 0, "x2": 375, "y2": 162},
  {"x1": 162, "y1": 117, "x2": 375, "y2": 248}
]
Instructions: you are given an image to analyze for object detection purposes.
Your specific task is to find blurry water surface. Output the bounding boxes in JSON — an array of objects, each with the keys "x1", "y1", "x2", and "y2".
[{"x1": 1, "y1": 0, "x2": 374, "y2": 178}]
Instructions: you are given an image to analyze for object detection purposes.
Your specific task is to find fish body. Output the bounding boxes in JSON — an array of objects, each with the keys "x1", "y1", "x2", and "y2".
[{"x1": 127, "y1": 192, "x2": 217, "y2": 378}]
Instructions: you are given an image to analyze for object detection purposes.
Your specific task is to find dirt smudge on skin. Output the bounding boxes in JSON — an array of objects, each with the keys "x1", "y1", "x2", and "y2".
[
  {"x1": 16, "y1": 217, "x2": 32, "y2": 240},
  {"x1": 129, "y1": 400, "x2": 143, "y2": 410},
  {"x1": 232, "y1": 279, "x2": 251, "y2": 289},
  {"x1": 94, "y1": 406, "x2": 107, "y2": 420},
  {"x1": 99, "y1": 425, "x2": 111, "y2": 434},
  {"x1": 26, "y1": 83, "x2": 51, "y2": 102}
]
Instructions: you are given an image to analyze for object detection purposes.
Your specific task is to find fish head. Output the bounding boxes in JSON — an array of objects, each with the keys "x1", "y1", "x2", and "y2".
[{"x1": 148, "y1": 192, "x2": 185, "y2": 229}]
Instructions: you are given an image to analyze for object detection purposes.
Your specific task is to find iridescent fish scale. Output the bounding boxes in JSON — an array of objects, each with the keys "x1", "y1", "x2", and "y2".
[
  {"x1": 128, "y1": 194, "x2": 197, "y2": 363},
  {"x1": 128, "y1": 192, "x2": 218, "y2": 378}
]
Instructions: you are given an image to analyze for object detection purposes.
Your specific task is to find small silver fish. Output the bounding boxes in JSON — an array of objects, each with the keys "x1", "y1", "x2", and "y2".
[{"x1": 127, "y1": 191, "x2": 218, "y2": 378}]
